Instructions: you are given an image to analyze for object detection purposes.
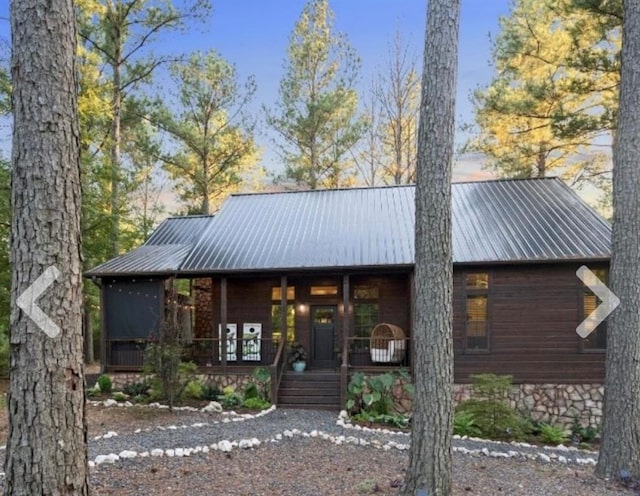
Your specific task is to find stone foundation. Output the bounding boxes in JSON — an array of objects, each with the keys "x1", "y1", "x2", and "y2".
[
  {"x1": 105, "y1": 372, "x2": 256, "y2": 394},
  {"x1": 453, "y1": 383, "x2": 603, "y2": 429},
  {"x1": 389, "y1": 379, "x2": 602, "y2": 429}
]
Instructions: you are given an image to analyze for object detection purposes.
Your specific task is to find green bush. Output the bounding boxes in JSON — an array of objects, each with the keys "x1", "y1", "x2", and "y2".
[
  {"x1": 570, "y1": 417, "x2": 598, "y2": 443},
  {"x1": 353, "y1": 412, "x2": 410, "y2": 429},
  {"x1": 453, "y1": 411, "x2": 482, "y2": 437},
  {"x1": 182, "y1": 380, "x2": 204, "y2": 400},
  {"x1": 112, "y1": 391, "x2": 128, "y2": 402},
  {"x1": 132, "y1": 394, "x2": 147, "y2": 404},
  {"x1": 251, "y1": 367, "x2": 271, "y2": 400},
  {"x1": 201, "y1": 384, "x2": 222, "y2": 401},
  {"x1": 218, "y1": 386, "x2": 242, "y2": 409},
  {"x1": 242, "y1": 397, "x2": 271, "y2": 410},
  {"x1": 144, "y1": 337, "x2": 198, "y2": 407},
  {"x1": 97, "y1": 374, "x2": 112, "y2": 394},
  {"x1": 122, "y1": 381, "x2": 150, "y2": 397},
  {"x1": 86, "y1": 386, "x2": 100, "y2": 398},
  {"x1": 539, "y1": 423, "x2": 568, "y2": 445},
  {"x1": 243, "y1": 383, "x2": 259, "y2": 400},
  {"x1": 346, "y1": 369, "x2": 412, "y2": 417},
  {"x1": 456, "y1": 373, "x2": 531, "y2": 440}
]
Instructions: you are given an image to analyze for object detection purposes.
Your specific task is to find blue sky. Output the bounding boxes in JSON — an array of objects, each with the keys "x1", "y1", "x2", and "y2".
[
  {"x1": 0, "y1": 0, "x2": 512, "y2": 180},
  {"x1": 174, "y1": 0, "x2": 512, "y2": 180}
]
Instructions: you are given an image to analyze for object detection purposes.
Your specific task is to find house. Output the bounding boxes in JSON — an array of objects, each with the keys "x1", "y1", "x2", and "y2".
[{"x1": 86, "y1": 177, "x2": 611, "y2": 422}]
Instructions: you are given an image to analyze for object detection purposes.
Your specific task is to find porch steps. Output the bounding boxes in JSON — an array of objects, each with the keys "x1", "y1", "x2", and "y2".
[{"x1": 277, "y1": 370, "x2": 341, "y2": 411}]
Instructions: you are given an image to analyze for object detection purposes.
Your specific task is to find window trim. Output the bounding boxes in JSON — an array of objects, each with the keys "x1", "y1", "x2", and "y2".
[
  {"x1": 463, "y1": 271, "x2": 491, "y2": 354},
  {"x1": 579, "y1": 268, "x2": 608, "y2": 353}
]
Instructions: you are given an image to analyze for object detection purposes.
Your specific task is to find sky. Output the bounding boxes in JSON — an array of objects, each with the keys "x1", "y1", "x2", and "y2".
[{"x1": 0, "y1": 0, "x2": 513, "y2": 182}]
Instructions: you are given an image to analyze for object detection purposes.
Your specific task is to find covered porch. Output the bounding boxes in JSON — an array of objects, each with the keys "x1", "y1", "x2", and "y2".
[{"x1": 100, "y1": 271, "x2": 414, "y2": 403}]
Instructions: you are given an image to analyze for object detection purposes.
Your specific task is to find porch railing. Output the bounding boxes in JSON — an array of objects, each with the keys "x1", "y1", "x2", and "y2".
[
  {"x1": 105, "y1": 336, "x2": 413, "y2": 372},
  {"x1": 105, "y1": 337, "x2": 282, "y2": 370},
  {"x1": 347, "y1": 336, "x2": 412, "y2": 369}
]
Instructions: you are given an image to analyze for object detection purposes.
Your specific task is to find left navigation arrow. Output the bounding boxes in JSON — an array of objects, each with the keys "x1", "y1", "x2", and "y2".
[{"x1": 16, "y1": 266, "x2": 61, "y2": 338}]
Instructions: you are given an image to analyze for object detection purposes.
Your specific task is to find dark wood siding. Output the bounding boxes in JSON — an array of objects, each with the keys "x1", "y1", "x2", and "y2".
[
  {"x1": 188, "y1": 264, "x2": 606, "y2": 383},
  {"x1": 453, "y1": 263, "x2": 607, "y2": 384}
]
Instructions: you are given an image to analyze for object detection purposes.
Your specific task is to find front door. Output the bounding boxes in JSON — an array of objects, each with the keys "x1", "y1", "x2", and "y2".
[{"x1": 311, "y1": 306, "x2": 337, "y2": 368}]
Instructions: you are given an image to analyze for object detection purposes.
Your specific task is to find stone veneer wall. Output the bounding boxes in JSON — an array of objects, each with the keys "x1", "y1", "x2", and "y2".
[
  {"x1": 106, "y1": 372, "x2": 603, "y2": 429},
  {"x1": 453, "y1": 383, "x2": 603, "y2": 428},
  {"x1": 107, "y1": 373, "x2": 255, "y2": 393},
  {"x1": 193, "y1": 278, "x2": 213, "y2": 338},
  {"x1": 390, "y1": 381, "x2": 603, "y2": 429}
]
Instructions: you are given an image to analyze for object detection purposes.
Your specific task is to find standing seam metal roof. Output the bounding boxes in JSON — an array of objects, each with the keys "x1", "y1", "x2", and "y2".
[{"x1": 85, "y1": 178, "x2": 611, "y2": 277}]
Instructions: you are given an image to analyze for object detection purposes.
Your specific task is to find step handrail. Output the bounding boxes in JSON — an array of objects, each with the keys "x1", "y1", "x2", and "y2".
[{"x1": 269, "y1": 337, "x2": 288, "y2": 403}]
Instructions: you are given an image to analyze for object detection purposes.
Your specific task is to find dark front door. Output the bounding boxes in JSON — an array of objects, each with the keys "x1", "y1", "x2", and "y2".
[{"x1": 311, "y1": 306, "x2": 337, "y2": 368}]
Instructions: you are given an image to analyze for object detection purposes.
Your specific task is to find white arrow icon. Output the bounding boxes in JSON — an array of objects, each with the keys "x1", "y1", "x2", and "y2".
[
  {"x1": 576, "y1": 265, "x2": 620, "y2": 338},
  {"x1": 16, "y1": 265, "x2": 61, "y2": 338}
]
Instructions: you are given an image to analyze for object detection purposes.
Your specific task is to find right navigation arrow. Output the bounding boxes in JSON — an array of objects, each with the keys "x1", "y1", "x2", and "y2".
[{"x1": 576, "y1": 265, "x2": 620, "y2": 339}]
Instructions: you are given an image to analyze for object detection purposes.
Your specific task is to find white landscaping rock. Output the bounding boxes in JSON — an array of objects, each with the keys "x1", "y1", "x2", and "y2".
[
  {"x1": 118, "y1": 450, "x2": 137, "y2": 459},
  {"x1": 103, "y1": 399, "x2": 118, "y2": 408},
  {"x1": 202, "y1": 401, "x2": 223, "y2": 414},
  {"x1": 218, "y1": 440, "x2": 233, "y2": 452},
  {"x1": 95, "y1": 454, "x2": 119, "y2": 465},
  {"x1": 151, "y1": 449, "x2": 164, "y2": 457}
]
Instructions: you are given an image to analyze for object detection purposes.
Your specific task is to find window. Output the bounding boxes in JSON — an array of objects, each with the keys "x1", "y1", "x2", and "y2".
[
  {"x1": 272, "y1": 286, "x2": 295, "y2": 301},
  {"x1": 354, "y1": 303, "x2": 379, "y2": 338},
  {"x1": 582, "y1": 269, "x2": 608, "y2": 351},
  {"x1": 353, "y1": 285, "x2": 379, "y2": 337},
  {"x1": 354, "y1": 286, "x2": 379, "y2": 300},
  {"x1": 271, "y1": 286, "x2": 295, "y2": 343},
  {"x1": 310, "y1": 285, "x2": 338, "y2": 296},
  {"x1": 465, "y1": 272, "x2": 489, "y2": 351}
]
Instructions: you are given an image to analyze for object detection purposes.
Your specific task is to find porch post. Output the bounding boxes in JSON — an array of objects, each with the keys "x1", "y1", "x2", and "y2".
[
  {"x1": 100, "y1": 282, "x2": 106, "y2": 373},
  {"x1": 340, "y1": 274, "x2": 350, "y2": 408},
  {"x1": 220, "y1": 277, "x2": 227, "y2": 374},
  {"x1": 342, "y1": 274, "x2": 350, "y2": 351},
  {"x1": 280, "y1": 276, "x2": 287, "y2": 341}
]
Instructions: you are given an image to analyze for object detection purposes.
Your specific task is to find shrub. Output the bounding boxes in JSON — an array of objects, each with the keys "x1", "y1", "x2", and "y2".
[
  {"x1": 346, "y1": 370, "x2": 412, "y2": 417},
  {"x1": 122, "y1": 381, "x2": 150, "y2": 397},
  {"x1": 132, "y1": 394, "x2": 147, "y2": 404},
  {"x1": 218, "y1": 386, "x2": 241, "y2": 409},
  {"x1": 97, "y1": 374, "x2": 112, "y2": 394},
  {"x1": 570, "y1": 417, "x2": 598, "y2": 443},
  {"x1": 182, "y1": 380, "x2": 204, "y2": 400},
  {"x1": 539, "y1": 423, "x2": 568, "y2": 445},
  {"x1": 456, "y1": 373, "x2": 531, "y2": 440},
  {"x1": 242, "y1": 397, "x2": 271, "y2": 410},
  {"x1": 201, "y1": 384, "x2": 222, "y2": 401},
  {"x1": 251, "y1": 367, "x2": 271, "y2": 400},
  {"x1": 144, "y1": 335, "x2": 198, "y2": 407},
  {"x1": 112, "y1": 391, "x2": 128, "y2": 402},
  {"x1": 453, "y1": 411, "x2": 482, "y2": 437},
  {"x1": 353, "y1": 412, "x2": 410, "y2": 429},
  {"x1": 86, "y1": 386, "x2": 100, "y2": 398},
  {"x1": 243, "y1": 383, "x2": 259, "y2": 400}
]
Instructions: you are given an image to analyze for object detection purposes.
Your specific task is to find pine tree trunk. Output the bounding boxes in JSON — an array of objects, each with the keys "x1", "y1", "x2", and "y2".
[
  {"x1": 595, "y1": 0, "x2": 640, "y2": 480},
  {"x1": 110, "y1": 49, "x2": 122, "y2": 257},
  {"x1": 402, "y1": 0, "x2": 459, "y2": 495},
  {"x1": 6, "y1": 0, "x2": 89, "y2": 493}
]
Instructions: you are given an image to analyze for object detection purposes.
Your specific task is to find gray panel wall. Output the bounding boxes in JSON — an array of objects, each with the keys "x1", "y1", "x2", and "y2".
[{"x1": 104, "y1": 279, "x2": 163, "y2": 339}]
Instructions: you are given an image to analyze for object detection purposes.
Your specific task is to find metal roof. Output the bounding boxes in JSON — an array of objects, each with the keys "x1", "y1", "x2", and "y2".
[
  {"x1": 145, "y1": 216, "x2": 214, "y2": 246},
  {"x1": 86, "y1": 178, "x2": 611, "y2": 277},
  {"x1": 86, "y1": 216, "x2": 212, "y2": 277}
]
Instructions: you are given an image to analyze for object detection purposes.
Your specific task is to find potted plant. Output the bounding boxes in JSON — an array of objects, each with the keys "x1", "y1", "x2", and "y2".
[{"x1": 288, "y1": 341, "x2": 307, "y2": 372}]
